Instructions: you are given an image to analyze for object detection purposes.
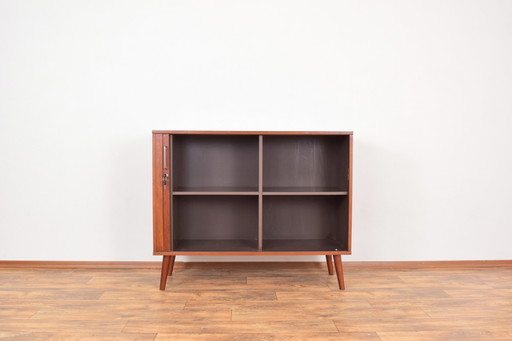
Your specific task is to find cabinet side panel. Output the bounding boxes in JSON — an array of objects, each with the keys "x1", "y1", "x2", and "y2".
[{"x1": 153, "y1": 134, "x2": 165, "y2": 252}]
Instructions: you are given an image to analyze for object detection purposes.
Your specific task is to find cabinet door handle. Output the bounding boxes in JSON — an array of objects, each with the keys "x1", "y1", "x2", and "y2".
[
  {"x1": 163, "y1": 145, "x2": 167, "y2": 169},
  {"x1": 163, "y1": 173, "x2": 169, "y2": 186}
]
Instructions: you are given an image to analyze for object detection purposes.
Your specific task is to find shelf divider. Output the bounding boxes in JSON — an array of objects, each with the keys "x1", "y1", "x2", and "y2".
[
  {"x1": 263, "y1": 186, "x2": 347, "y2": 195},
  {"x1": 258, "y1": 135, "x2": 263, "y2": 251},
  {"x1": 263, "y1": 191, "x2": 348, "y2": 196}
]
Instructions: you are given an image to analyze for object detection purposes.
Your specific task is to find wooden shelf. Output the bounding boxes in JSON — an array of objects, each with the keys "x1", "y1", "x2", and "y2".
[
  {"x1": 263, "y1": 187, "x2": 347, "y2": 195},
  {"x1": 173, "y1": 186, "x2": 259, "y2": 195},
  {"x1": 174, "y1": 239, "x2": 258, "y2": 252},
  {"x1": 263, "y1": 239, "x2": 345, "y2": 252},
  {"x1": 173, "y1": 187, "x2": 346, "y2": 195}
]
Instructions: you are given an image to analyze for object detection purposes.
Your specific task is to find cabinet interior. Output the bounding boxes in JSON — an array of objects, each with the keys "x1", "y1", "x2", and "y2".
[
  {"x1": 263, "y1": 135, "x2": 349, "y2": 192},
  {"x1": 262, "y1": 195, "x2": 348, "y2": 252},
  {"x1": 168, "y1": 134, "x2": 350, "y2": 252},
  {"x1": 172, "y1": 135, "x2": 259, "y2": 192},
  {"x1": 173, "y1": 195, "x2": 258, "y2": 251}
]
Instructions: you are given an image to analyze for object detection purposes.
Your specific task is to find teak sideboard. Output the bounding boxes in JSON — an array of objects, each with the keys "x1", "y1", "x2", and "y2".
[{"x1": 152, "y1": 131, "x2": 353, "y2": 290}]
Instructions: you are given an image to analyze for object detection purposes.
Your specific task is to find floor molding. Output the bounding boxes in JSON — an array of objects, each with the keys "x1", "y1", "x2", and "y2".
[
  {"x1": 342, "y1": 260, "x2": 512, "y2": 268},
  {"x1": 0, "y1": 260, "x2": 511, "y2": 269},
  {"x1": 0, "y1": 261, "x2": 161, "y2": 269}
]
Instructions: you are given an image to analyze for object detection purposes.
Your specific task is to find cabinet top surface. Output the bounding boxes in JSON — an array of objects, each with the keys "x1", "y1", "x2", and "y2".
[{"x1": 152, "y1": 130, "x2": 353, "y2": 135}]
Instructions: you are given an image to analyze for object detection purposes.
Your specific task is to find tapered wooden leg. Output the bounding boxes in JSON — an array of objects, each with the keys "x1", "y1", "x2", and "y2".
[
  {"x1": 159, "y1": 256, "x2": 171, "y2": 290},
  {"x1": 167, "y1": 255, "x2": 176, "y2": 276},
  {"x1": 325, "y1": 255, "x2": 334, "y2": 275},
  {"x1": 333, "y1": 255, "x2": 345, "y2": 290}
]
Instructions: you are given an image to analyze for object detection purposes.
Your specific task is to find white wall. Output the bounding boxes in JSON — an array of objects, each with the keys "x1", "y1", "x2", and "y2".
[{"x1": 1, "y1": 0, "x2": 512, "y2": 262}]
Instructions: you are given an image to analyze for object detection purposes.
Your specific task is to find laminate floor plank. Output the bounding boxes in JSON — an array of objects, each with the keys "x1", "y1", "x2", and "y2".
[
  {"x1": 184, "y1": 299, "x2": 373, "y2": 312},
  {"x1": 276, "y1": 291, "x2": 373, "y2": 300},
  {"x1": 232, "y1": 305, "x2": 429, "y2": 321},
  {"x1": 123, "y1": 320, "x2": 339, "y2": 334},
  {"x1": 0, "y1": 308, "x2": 37, "y2": 318},
  {"x1": 0, "y1": 332, "x2": 156, "y2": 341},
  {"x1": 378, "y1": 330, "x2": 512, "y2": 341},
  {"x1": 334, "y1": 316, "x2": 512, "y2": 333},
  {"x1": 0, "y1": 289, "x2": 104, "y2": 300},
  {"x1": 99, "y1": 291, "x2": 200, "y2": 301},
  {"x1": 0, "y1": 319, "x2": 127, "y2": 333},
  {"x1": 0, "y1": 299, "x2": 185, "y2": 311},
  {"x1": 31, "y1": 308, "x2": 230, "y2": 321},
  {"x1": 155, "y1": 332, "x2": 380, "y2": 340},
  {"x1": 89, "y1": 276, "x2": 247, "y2": 290},
  {"x1": 0, "y1": 276, "x2": 94, "y2": 288}
]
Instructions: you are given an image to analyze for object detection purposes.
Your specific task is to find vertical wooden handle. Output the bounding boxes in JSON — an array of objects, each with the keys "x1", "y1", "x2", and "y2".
[{"x1": 163, "y1": 145, "x2": 167, "y2": 169}]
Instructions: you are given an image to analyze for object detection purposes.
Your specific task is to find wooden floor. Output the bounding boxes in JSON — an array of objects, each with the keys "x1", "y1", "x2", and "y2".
[{"x1": 1, "y1": 262, "x2": 512, "y2": 340}]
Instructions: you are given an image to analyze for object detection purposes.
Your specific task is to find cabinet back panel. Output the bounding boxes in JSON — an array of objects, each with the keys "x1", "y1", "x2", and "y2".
[
  {"x1": 172, "y1": 135, "x2": 259, "y2": 190},
  {"x1": 173, "y1": 196, "x2": 258, "y2": 241},
  {"x1": 262, "y1": 196, "x2": 346, "y2": 241},
  {"x1": 263, "y1": 135, "x2": 349, "y2": 190}
]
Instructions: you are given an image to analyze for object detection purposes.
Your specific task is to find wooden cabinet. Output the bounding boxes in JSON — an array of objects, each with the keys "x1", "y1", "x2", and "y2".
[{"x1": 152, "y1": 131, "x2": 353, "y2": 290}]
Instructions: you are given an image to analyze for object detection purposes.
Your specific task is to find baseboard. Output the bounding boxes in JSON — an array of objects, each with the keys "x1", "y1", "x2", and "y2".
[
  {"x1": 0, "y1": 260, "x2": 511, "y2": 269},
  {"x1": 0, "y1": 261, "x2": 162, "y2": 269},
  {"x1": 342, "y1": 260, "x2": 512, "y2": 268}
]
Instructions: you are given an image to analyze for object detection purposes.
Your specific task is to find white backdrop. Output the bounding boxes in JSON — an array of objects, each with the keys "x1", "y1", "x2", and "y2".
[{"x1": 1, "y1": 0, "x2": 512, "y2": 261}]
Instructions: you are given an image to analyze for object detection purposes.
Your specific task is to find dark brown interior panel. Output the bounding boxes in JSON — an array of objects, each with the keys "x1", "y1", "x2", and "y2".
[
  {"x1": 263, "y1": 135, "x2": 349, "y2": 191},
  {"x1": 262, "y1": 195, "x2": 348, "y2": 251},
  {"x1": 172, "y1": 135, "x2": 259, "y2": 191},
  {"x1": 173, "y1": 195, "x2": 258, "y2": 251}
]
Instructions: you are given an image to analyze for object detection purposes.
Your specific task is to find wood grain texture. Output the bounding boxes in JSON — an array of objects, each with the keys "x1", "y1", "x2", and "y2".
[
  {"x1": 159, "y1": 256, "x2": 171, "y2": 290},
  {"x1": 153, "y1": 130, "x2": 353, "y2": 135},
  {"x1": 152, "y1": 133, "x2": 164, "y2": 252},
  {"x1": 2, "y1": 263, "x2": 512, "y2": 339},
  {"x1": 0, "y1": 332, "x2": 156, "y2": 340},
  {"x1": 326, "y1": 255, "x2": 334, "y2": 275},
  {"x1": 154, "y1": 251, "x2": 352, "y2": 255},
  {"x1": 155, "y1": 332, "x2": 380, "y2": 340},
  {"x1": 333, "y1": 255, "x2": 345, "y2": 290},
  {"x1": 162, "y1": 134, "x2": 171, "y2": 252},
  {"x1": 167, "y1": 256, "x2": 175, "y2": 277}
]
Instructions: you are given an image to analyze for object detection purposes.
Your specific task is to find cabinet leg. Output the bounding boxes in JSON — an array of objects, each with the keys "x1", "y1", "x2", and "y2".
[
  {"x1": 325, "y1": 255, "x2": 334, "y2": 275},
  {"x1": 159, "y1": 256, "x2": 171, "y2": 290},
  {"x1": 168, "y1": 256, "x2": 176, "y2": 276},
  {"x1": 333, "y1": 255, "x2": 345, "y2": 290}
]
